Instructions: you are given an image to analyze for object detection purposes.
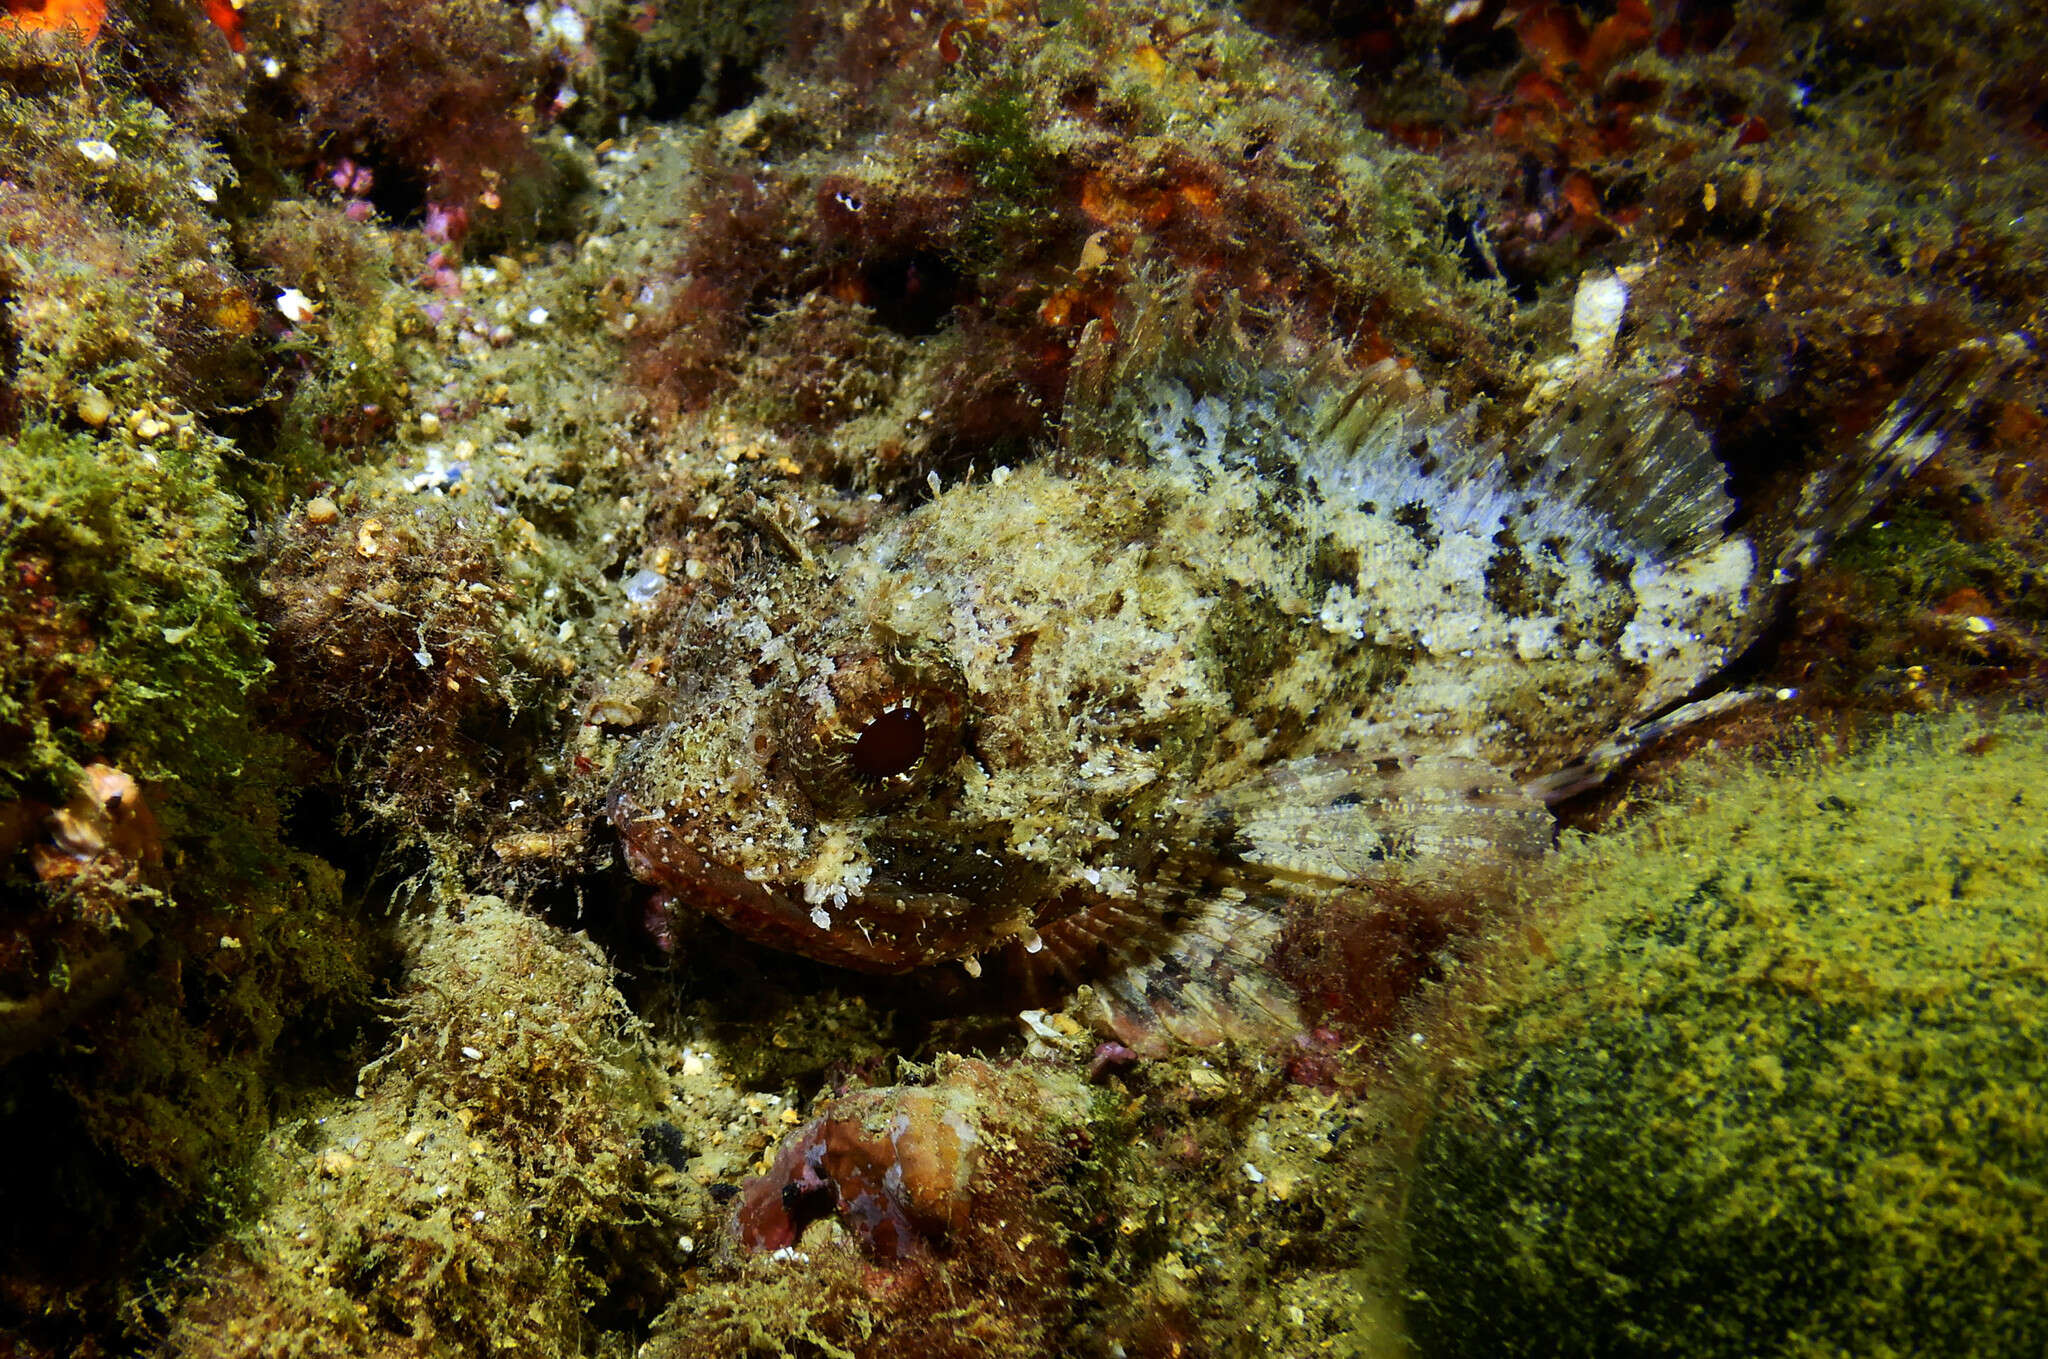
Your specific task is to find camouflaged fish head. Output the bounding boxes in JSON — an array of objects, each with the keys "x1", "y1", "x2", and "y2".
[{"x1": 610, "y1": 352, "x2": 1965, "y2": 1045}]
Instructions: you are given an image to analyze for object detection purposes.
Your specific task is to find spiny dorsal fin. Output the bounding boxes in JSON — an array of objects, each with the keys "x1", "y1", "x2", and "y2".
[
  {"x1": 1303, "y1": 361, "x2": 1734, "y2": 561},
  {"x1": 1508, "y1": 383, "x2": 1733, "y2": 559},
  {"x1": 1112, "y1": 350, "x2": 1737, "y2": 569}
]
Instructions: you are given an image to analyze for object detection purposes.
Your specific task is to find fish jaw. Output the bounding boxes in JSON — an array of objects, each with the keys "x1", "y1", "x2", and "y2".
[{"x1": 610, "y1": 788, "x2": 1024, "y2": 973}]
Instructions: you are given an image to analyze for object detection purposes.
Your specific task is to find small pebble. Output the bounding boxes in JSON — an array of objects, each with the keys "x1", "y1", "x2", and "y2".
[
  {"x1": 305, "y1": 497, "x2": 340, "y2": 526},
  {"x1": 74, "y1": 139, "x2": 118, "y2": 166}
]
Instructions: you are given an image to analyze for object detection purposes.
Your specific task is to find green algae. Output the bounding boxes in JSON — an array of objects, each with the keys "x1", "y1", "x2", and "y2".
[
  {"x1": 1063, "y1": 1041, "x2": 1421, "y2": 1359},
  {"x1": 1405, "y1": 710, "x2": 2048, "y2": 1358},
  {"x1": 0, "y1": 424, "x2": 267, "y2": 797},
  {"x1": 1829, "y1": 501, "x2": 2035, "y2": 621},
  {"x1": 949, "y1": 73, "x2": 1059, "y2": 270},
  {"x1": 0, "y1": 45, "x2": 275, "y2": 806},
  {"x1": 0, "y1": 44, "x2": 390, "y2": 1353},
  {"x1": 0, "y1": 61, "x2": 261, "y2": 421}
]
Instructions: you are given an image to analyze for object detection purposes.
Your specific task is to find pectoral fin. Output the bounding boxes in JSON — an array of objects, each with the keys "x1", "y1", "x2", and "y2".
[{"x1": 1016, "y1": 754, "x2": 1553, "y2": 1054}]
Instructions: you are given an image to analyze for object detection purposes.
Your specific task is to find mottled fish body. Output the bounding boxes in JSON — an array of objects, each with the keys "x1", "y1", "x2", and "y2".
[{"x1": 612, "y1": 346, "x2": 1968, "y2": 1046}]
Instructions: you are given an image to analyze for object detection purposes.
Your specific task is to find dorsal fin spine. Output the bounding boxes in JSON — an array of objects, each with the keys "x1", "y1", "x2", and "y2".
[{"x1": 1132, "y1": 361, "x2": 1737, "y2": 570}]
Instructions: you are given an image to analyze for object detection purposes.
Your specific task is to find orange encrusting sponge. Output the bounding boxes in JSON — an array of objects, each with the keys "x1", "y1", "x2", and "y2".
[{"x1": 0, "y1": 0, "x2": 106, "y2": 42}]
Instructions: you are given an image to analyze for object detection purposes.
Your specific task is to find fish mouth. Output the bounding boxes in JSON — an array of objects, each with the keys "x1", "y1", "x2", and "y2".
[{"x1": 610, "y1": 791, "x2": 1021, "y2": 973}]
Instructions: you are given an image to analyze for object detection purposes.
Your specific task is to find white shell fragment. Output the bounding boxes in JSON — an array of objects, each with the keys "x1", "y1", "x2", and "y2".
[
  {"x1": 276, "y1": 288, "x2": 319, "y2": 324},
  {"x1": 548, "y1": 4, "x2": 586, "y2": 43},
  {"x1": 75, "y1": 139, "x2": 118, "y2": 166},
  {"x1": 623, "y1": 568, "x2": 668, "y2": 603},
  {"x1": 1570, "y1": 270, "x2": 1630, "y2": 373}
]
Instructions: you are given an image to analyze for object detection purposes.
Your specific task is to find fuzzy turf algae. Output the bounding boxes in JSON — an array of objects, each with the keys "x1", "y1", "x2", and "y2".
[{"x1": 1407, "y1": 710, "x2": 2048, "y2": 1358}]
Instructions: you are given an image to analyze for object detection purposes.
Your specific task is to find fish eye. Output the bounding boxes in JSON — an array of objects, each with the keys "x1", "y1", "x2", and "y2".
[
  {"x1": 784, "y1": 648, "x2": 965, "y2": 812},
  {"x1": 851, "y1": 706, "x2": 927, "y2": 782}
]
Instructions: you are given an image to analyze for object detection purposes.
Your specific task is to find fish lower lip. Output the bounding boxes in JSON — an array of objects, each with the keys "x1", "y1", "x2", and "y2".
[{"x1": 611, "y1": 793, "x2": 993, "y2": 973}]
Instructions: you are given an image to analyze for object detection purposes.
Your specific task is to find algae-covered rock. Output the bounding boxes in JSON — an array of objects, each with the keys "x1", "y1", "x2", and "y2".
[
  {"x1": 1405, "y1": 711, "x2": 2048, "y2": 1358},
  {"x1": 162, "y1": 896, "x2": 673, "y2": 1358}
]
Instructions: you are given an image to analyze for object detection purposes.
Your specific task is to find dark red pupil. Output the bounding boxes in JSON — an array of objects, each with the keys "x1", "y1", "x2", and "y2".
[{"x1": 851, "y1": 708, "x2": 926, "y2": 781}]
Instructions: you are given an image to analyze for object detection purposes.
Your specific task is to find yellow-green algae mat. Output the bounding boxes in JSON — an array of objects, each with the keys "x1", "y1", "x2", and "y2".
[{"x1": 1405, "y1": 709, "x2": 2048, "y2": 1359}]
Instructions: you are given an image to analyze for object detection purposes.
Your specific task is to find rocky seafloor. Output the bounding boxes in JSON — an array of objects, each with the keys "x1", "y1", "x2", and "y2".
[{"x1": 0, "y1": 0, "x2": 2044, "y2": 1355}]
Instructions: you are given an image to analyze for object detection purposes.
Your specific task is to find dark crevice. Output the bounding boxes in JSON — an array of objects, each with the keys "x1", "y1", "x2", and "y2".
[
  {"x1": 639, "y1": 51, "x2": 705, "y2": 122},
  {"x1": 861, "y1": 251, "x2": 970, "y2": 337},
  {"x1": 711, "y1": 58, "x2": 767, "y2": 117},
  {"x1": 360, "y1": 145, "x2": 432, "y2": 228}
]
